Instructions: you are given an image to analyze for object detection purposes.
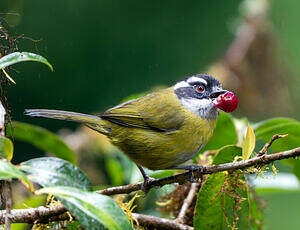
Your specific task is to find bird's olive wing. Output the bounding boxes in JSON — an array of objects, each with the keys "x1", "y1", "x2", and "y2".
[
  {"x1": 100, "y1": 99, "x2": 151, "y2": 130},
  {"x1": 99, "y1": 89, "x2": 185, "y2": 132}
]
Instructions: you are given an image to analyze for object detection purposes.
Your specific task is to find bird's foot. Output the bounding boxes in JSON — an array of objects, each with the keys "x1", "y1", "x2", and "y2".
[
  {"x1": 171, "y1": 165, "x2": 205, "y2": 183},
  {"x1": 137, "y1": 164, "x2": 155, "y2": 194},
  {"x1": 141, "y1": 175, "x2": 155, "y2": 194}
]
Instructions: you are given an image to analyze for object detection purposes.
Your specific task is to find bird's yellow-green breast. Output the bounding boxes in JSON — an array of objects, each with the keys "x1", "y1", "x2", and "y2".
[{"x1": 100, "y1": 88, "x2": 217, "y2": 170}]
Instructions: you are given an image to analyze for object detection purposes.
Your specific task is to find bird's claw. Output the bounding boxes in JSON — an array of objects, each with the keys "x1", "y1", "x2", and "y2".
[
  {"x1": 187, "y1": 165, "x2": 204, "y2": 183},
  {"x1": 169, "y1": 164, "x2": 205, "y2": 183},
  {"x1": 141, "y1": 176, "x2": 155, "y2": 194}
]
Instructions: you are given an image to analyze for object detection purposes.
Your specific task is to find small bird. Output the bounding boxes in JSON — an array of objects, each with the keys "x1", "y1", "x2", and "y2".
[{"x1": 25, "y1": 74, "x2": 238, "y2": 188}]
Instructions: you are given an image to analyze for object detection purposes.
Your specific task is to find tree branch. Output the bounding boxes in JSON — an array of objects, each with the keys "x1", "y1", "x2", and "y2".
[
  {"x1": 97, "y1": 147, "x2": 300, "y2": 195},
  {"x1": 4, "y1": 180, "x2": 12, "y2": 230},
  {"x1": 0, "y1": 206, "x2": 193, "y2": 230},
  {"x1": 132, "y1": 213, "x2": 193, "y2": 230},
  {"x1": 0, "y1": 147, "x2": 298, "y2": 227},
  {"x1": 257, "y1": 134, "x2": 288, "y2": 156},
  {"x1": 0, "y1": 205, "x2": 67, "y2": 224},
  {"x1": 176, "y1": 182, "x2": 199, "y2": 224}
]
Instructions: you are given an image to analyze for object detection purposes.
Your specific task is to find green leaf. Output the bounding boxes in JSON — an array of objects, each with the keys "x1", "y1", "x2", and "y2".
[
  {"x1": 11, "y1": 223, "x2": 28, "y2": 230},
  {"x1": 6, "y1": 122, "x2": 76, "y2": 164},
  {"x1": 248, "y1": 189, "x2": 264, "y2": 230},
  {"x1": 292, "y1": 160, "x2": 300, "y2": 182},
  {"x1": 194, "y1": 172, "x2": 227, "y2": 229},
  {"x1": 147, "y1": 169, "x2": 176, "y2": 179},
  {"x1": 0, "y1": 136, "x2": 13, "y2": 161},
  {"x1": 0, "y1": 159, "x2": 33, "y2": 191},
  {"x1": 243, "y1": 124, "x2": 256, "y2": 160},
  {"x1": 0, "y1": 52, "x2": 53, "y2": 71},
  {"x1": 20, "y1": 157, "x2": 92, "y2": 191},
  {"x1": 199, "y1": 112, "x2": 237, "y2": 153},
  {"x1": 254, "y1": 118, "x2": 300, "y2": 152},
  {"x1": 37, "y1": 186, "x2": 132, "y2": 230},
  {"x1": 14, "y1": 193, "x2": 46, "y2": 209},
  {"x1": 254, "y1": 118, "x2": 300, "y2": 180},
  {"x1": 194, "y1": 172, "x2": 249, "y2": 230},
  {"x1": 213, "y1": 145, "x2": 242, "y2": 165},
  {"x1": 106, "y1": 158, "x2": 124, "y2": 186}
]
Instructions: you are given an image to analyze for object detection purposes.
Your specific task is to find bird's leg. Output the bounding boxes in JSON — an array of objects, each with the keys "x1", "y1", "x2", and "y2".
[
  {"x1": 170, "y1": 165, "x2": 204, "y2": 183},
  {"x1": 137, "y1": 165, "x2": 155, "y2": 194}
]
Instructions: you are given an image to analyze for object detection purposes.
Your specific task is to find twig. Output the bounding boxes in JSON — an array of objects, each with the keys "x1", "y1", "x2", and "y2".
[
  {"x1": 97, "y1": 147, "x2": 300, "y2": 195},
  {"x1": 4, "y1": 180, "x2": 12, "y2": 230},
  {"x1": 257, "y1": 134, "x2": 288, "y2": 156},
  {"x1": 176, "y1": 183, "x2": 199, "y2": 224},
  {"x1": 132, "y1": 213, "x2": 193, "y2": 230}
]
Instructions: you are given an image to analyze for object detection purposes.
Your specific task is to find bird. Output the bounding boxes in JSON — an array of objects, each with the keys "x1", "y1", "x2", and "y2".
[{"x1": 25, "y1": 74, "x2": 238, "y2": 190}]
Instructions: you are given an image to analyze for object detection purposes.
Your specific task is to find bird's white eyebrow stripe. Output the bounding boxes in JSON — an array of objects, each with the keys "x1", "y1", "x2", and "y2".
[
  {"x1": 174, "y1": 81, "x2": 190, "y2": 90},
  {"x1": 187, "y1": 77, "x2": 207, "y2": 85}
]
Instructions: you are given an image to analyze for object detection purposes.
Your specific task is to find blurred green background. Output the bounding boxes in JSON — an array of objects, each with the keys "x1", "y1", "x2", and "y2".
[
  {"x1": 2, "y1": 0, "x2": 240, "y2": 121},
  {"x1": 1, "y1": 0, "x2": 300, "y2": 229}
]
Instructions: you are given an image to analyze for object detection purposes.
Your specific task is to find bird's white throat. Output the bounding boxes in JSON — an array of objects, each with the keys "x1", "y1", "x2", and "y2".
[{"x1": 180, "y1": 97, "x2": 219, "y2": 120}]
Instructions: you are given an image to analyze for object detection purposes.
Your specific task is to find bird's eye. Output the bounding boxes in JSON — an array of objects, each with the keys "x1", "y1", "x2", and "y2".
[{"x1": 195, "y1": 84, "x2": 205, "y2": 93}]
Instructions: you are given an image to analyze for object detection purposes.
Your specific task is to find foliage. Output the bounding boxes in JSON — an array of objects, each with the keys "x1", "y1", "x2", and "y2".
[
  {"x1": 0, "y1": 52, "x2": 53, "y2": 71},
  {"x1": 243, "y1": 124, "x2": 256, "y2": 160},
  {"x1": 0, "y1": 52, "x2": 52, "y2": 84},
  {"x1": 37, "y1": 186, "x2": 132, "y2": 230},
  {"x1": 194, "y1": 146, "x2": 249, "y2": 230},
  {"x1": 0, "y1": 49, "x2": 299, "y2": 229},
  {"x1": 1, "y1": 104, "x2": 297, "y2": 229},
  {"x1": 0, "y1": 136, "x2": 13, "y2": 161},
  {"x1": 6, "y1": 122, "x2": 76, "y2": 164},
  {"x1": 254, "y1": 118, "x2": 300, "y2": 180},
  {"x1": 0, "y1": 159, "x2": 33, "y2": 191},
  {"x1": 20, "y1": 157, "x2": 92, "y2": 190}
]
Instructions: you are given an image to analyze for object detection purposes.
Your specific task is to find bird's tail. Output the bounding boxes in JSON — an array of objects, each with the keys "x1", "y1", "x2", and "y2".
[{"x1": 25, "y1": 109, "x2": 110, "y2": 134}]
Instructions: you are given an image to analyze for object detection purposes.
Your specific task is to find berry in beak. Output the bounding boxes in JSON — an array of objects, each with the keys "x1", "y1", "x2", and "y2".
[{"x1": 211, "y1": 91, "x2": 239, "y2": 112}]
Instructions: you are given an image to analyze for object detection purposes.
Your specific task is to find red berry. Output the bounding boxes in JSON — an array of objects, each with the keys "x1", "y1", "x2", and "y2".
[{"x1": 213, "y1": 92, "x2": 238, "y2": 112}]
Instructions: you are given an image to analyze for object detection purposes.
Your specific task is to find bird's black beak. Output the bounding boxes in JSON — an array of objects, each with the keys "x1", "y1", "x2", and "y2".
[{"x1": 209, "y1": 90, "x2": 228, "y2": 99}]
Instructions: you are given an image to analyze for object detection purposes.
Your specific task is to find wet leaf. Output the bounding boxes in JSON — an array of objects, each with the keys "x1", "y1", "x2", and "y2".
[
  {"x1": 0, "y1": 159, "x2": 33, "y2": 191},
  {"x1": 243, "y1": 124, "x2": 256, "y2": 160},
  {"x1": 37, "y1": 186, "x2": 132, "y2": 230},
  {"x1": 0, "y1": 52, "x2": 53, "y2": 71},
  {"x1": 6, "y1": 122, "x2": 76, "y2": 164},
  {"x1": 20, "y1": 157, "x2": 92, "y2": 191},
  {"x1": 0, "y1": 136, "x2": 13, "y2": 161}
]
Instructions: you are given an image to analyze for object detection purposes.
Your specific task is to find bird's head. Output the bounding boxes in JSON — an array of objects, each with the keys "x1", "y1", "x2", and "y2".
[{"x1": 174, "y1": 74, "x2": 238, "y2": 119}]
